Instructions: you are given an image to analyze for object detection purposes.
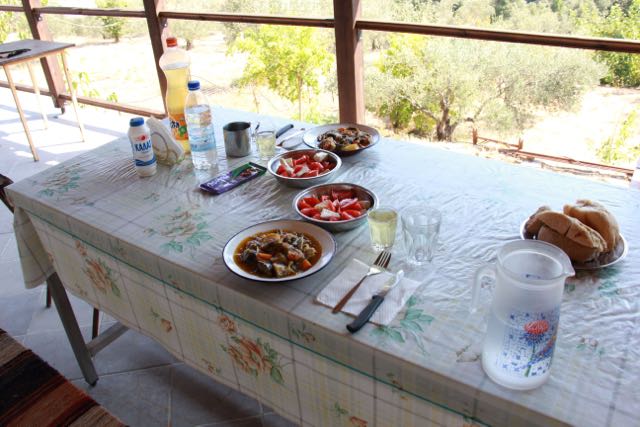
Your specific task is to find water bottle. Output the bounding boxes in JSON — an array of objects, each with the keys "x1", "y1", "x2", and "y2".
[
  {"x1": 184, "y1": 80, "x2": 217, "y2": 169},
  {"x1": 128, "y1": 117, "x2": 157, "y2": 177},
  {"x1": 159, "y1": 37, "x2": 191, "y2": 154}
]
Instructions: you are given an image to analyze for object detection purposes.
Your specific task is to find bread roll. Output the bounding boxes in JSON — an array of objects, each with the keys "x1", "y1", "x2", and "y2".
[
  {"x1": 538, "y1": 225, "x2": 601, "y2": 263},
  {"x1": 524, "y1": 205, "x2": 551, "y2": 235},
  {"x1": 532, "y1": 211, "x2": 606, "y2": 262},
  {"x1": 563, "y1": 199, "x2": 619, "y2": 252}
]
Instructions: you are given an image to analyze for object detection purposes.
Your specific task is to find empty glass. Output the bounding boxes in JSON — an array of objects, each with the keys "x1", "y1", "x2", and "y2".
[
  {"x1": 401, "y1": 206, "x2": 441, "y2": 265},
  {"x1": 368, "y1": 207, "x2": 398, "y2": 251}
]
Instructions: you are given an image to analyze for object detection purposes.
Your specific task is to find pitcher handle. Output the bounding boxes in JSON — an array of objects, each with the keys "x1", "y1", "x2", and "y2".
[{"x1": 471, "y1": 264, "x2": 495, "y2": 314}]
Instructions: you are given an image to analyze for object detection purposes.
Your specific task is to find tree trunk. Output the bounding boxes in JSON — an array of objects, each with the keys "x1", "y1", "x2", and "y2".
[
  {"x1": 186, "y1": 39, "x2": 193, "y2": 50},
  {"x1": 252, "y1": 86, "x2": 260, "y2": 113}
]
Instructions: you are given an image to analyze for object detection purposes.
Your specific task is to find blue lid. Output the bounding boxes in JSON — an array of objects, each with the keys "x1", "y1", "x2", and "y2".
[
  {"x1": 129, "y1": 117, "x2": 144, "y2": 127},
  {"x1": 188, "y1": 80, "x2": 200, "y2": 91}
]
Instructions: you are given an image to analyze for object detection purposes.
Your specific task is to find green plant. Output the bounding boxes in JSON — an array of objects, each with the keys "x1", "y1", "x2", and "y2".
[
  {"x1": 595, "y1": 109, "x2": 640, "y2": 165},
  {"x1": 229, "y1": 25, "x2": 333, "y2": 121},
  {"x1": 72, "y1": 71, "x2": 100, "y2": 102},
  {"x1": 95, "y1": 0, "x2": 128, "y2": 43}
]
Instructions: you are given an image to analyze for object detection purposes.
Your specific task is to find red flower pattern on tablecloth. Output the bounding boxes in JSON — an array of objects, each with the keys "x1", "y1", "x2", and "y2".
[
  {"x1": 218, "y1": 315, "x2": 237, "y2": 334},
  {"x1": 349, "y1": 416, "x2": 368, "y2": 427}
]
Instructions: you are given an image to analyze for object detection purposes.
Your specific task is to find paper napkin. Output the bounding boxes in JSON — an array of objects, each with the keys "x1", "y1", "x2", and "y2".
[{"x1": 315, "y1": 259, "x2": 421, "y2": 326}]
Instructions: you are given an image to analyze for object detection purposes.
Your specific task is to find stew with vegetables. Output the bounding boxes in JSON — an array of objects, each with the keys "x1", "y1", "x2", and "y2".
[{"x1": 234, "y1": 229, "x2": 322, "y2": 278}]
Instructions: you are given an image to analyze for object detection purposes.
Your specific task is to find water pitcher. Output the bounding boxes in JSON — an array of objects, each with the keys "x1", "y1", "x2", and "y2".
[{"x1": 472, "y1": 240, "x2": 574, "y2": 390}]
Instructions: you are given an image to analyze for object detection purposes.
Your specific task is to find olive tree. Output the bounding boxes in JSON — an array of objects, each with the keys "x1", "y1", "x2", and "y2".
[{"x1": 367, "y1": 34, "x2": 604, "y2": 141}]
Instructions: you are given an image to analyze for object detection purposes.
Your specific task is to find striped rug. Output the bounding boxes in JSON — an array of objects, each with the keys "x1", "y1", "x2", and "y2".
[{"x1": 0, "y1": 328, "x2": 125, "y2": 427}]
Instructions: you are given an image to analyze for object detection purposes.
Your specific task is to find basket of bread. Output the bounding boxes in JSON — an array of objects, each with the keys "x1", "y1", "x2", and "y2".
[{"x1": 522, "y1": 199, "x2": 627, "y2": 269}]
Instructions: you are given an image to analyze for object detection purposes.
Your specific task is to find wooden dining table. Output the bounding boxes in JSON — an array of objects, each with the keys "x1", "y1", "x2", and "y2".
[
  {"x1": 1, "y1": 39, "x2": 85, "y2": 161},
  {"x1": 7, "y1": 108, "x2": 640, "y2": 426}
]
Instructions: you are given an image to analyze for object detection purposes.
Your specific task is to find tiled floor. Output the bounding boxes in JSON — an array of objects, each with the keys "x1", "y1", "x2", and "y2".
[{"x1": 0, "y1": 88, "x2": 297, "y2": 427}]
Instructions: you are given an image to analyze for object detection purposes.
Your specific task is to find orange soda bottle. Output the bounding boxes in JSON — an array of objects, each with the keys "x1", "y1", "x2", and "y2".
[{"x1": 159, "y1": 37, "x2": 191, "y2": 153}]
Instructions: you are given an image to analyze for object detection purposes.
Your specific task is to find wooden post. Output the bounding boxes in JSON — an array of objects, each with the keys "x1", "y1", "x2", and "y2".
[
  {"x1": 333, "y1": 0, "x2": 364, "y2": 124},
  {"x1": 21, "y1": 0, "x2": 66, "y2": 109},
  {"x1": 143, "y1": 0, "x2": 169, "y2": 114},
  {"x1": 472, "y1": 127, "x2": 478, "y2": 145}
]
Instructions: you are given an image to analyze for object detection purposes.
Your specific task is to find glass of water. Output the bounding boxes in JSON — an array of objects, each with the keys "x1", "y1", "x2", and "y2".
[
  {"x1": 368, "y1": 207, "x2": 398, "y2": 251},
  {"x1": 401, "y1": 205, "x2": 441, "y2": 265},
  {"x1": 255, "y1": 121, "x2": 276, "y2": 160}
]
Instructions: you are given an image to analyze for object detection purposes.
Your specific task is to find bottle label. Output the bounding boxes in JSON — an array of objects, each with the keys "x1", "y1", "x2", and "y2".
[
  {"x1": 130, "y1": 132, "x2": 156, "y2": 166},
  {"x1": 191, "y1": 135, "x2": 216, "y2": 152},
  {"x1": 169, "y1": 113, "x2": 189, "y2": 141}
]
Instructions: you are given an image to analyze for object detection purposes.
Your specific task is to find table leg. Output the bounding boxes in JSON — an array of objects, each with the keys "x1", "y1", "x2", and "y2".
[
  {"x1": 3, "y1": 65, "x2": 39, "y2": 162},
  {"x1": 27, "y1": 61, "x2": 49, "y2": 130},
  {"x1": 59, "y1": 51, "x2": 86, "y2": 142},
  {"x1": 45, "y1": 272, "x2": 99, "y2": 386}
]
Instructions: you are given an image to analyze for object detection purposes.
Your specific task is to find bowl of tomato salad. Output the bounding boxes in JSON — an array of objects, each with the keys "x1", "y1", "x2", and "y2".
[
  {"x1": 267, "y1": 149, "x2": 342, "y2": 188},
  {"x1": 293, "y1": 183, "x2": 378, "y2": 232}
]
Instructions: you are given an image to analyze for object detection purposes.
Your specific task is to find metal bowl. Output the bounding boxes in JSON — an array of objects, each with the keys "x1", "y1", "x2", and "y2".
[
  {"x1": 293, "y1": 183, "x2": 379, "y2": 232},
  {"x1": 267, "y1": 149, "x2": 342, "y2": 188}
]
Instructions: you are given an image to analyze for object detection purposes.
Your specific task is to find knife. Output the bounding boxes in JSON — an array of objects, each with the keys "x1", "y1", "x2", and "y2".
[
  {"x1": 275, "y1": 124, "x2": 294, "y2": 139},
  {"x1": 277, "y1": 128, "x2": 306, "y2": 148},
  {"x1": 347, "y1": 270, "x2": 404, "y2": 333}
]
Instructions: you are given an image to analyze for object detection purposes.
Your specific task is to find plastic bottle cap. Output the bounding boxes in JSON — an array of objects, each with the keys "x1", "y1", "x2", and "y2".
[
  {"x1": 129, "y1": 117, "x2": 145, "y2": 127},
  {"x1": 188, "y1": 80, "x2": 200, "y2": 91},
  {"x1": 166, "y1": 37, "x2": 177, "y2": 47}
]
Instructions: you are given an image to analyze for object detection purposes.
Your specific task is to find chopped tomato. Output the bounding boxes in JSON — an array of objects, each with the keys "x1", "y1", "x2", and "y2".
[
  {"x1": 321, "y1": 195, "x2": 330, "y2": 202},
  {"x1": 341, "y1": 199, "x2": 362, "y2": 210},
  {"x1": 257, "y1": 252, "x2": 272, "y2": 260},
  {"x1": 313, "y1": 213, "x2": 322, "y2": 220},
  {"x1": 293, "y1": 165, "x2": 304, "y2": 175},
  {"x1": 300, "y1": 207, "x2": 317, "y2": 216},
  {"x1": 302, "y1": 170, "x2": 319, "y2": 178},
  {"x1": 297, "y1": 199, "x2": 312, "y2": 210},
  {"x1": 276, "y1": 165, "x2": 286, "y2": 175},
  {"x1": 293, "y1": 155, "x2": 308, "y2": 166},
  {"x1": 329, "y1": 216, "x2": 340, "y2": 222},
  {"x1": 303, "y1": 196, "x2": 320, "y2": 206},
  {"x1": 332, "y1": 190, "x2": 353, "y2": 200},
  {"x1": 308, "y1": 162, "x2": 324, "y2": 171},
  {"x1": 340, "y1": 211, "x2": 354, "y2": 221},
  {"x1": 343, "y1": 209, "x2": 362, "y2": 218}
]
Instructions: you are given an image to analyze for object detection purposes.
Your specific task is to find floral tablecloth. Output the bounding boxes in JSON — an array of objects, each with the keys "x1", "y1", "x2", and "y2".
[{"x1": 8, "y1": 108, "x2": 640, "y2": 427}]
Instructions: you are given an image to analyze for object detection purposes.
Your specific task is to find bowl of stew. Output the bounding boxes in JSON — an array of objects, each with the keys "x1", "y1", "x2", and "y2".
[{"x1": 222, "y1": 219, "x2": 336, "y2": 282}]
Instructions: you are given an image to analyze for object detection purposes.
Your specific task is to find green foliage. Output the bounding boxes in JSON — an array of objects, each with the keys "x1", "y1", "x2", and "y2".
[
  {"x1": 595, "y1": 109, "x2": 640, "y2": 165},
  {"x1": 95, "y1": 0, "x2": 128, "y2": 43},
  {"x1": 229, "y1": 25, "x2": 333, "y2": 121},
  {"x1": 367, "y1": 33, "x2": 603, "y2": 141},
  {"x1": 72, "y1": 71, "x2": 100, "y2": 102},
  {"x1": 587, "y1": 0, "x2": 640, "y2": 87}
]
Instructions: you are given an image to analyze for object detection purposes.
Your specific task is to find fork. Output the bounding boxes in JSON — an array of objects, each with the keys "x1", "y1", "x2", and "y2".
[{"x1": 331, "y1": 251, "x2": 391, "y2": 314}]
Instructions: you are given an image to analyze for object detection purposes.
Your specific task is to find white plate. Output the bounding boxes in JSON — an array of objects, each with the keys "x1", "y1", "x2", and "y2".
[
  {"x1": 222, "y1": 219, "x2": 337, "y2": 282},
  {"x1": 519, "y1": 219, "x2": 628, "y2": 270},
  {"x1": 302, "y1": 123, "x2": 380, "y2": 156}
]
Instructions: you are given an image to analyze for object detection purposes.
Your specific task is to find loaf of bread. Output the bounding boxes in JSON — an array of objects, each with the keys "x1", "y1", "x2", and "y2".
[
  {"x1": 563, "y1": 199, "x2": 619, "y2": 252},
  {"x1": 524, "y1": 208, "x2": 609, "y2": 262}
]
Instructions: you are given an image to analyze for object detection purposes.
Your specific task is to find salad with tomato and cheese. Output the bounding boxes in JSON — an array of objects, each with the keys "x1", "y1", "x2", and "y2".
[
  {"x1": 275, "y1": 152, "x2": 336, "y2": 179},
  {"x1": 297, "y1": 188, "x2": 372, "y2": 222}
]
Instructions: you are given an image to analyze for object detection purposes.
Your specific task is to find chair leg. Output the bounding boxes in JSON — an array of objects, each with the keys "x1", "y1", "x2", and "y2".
[
  {"x1": 46, "y1": 284, "x2": 52, "y2": 308},
  {"x1": 92, "y1": 308, "x2": 100, "y2": 339}
]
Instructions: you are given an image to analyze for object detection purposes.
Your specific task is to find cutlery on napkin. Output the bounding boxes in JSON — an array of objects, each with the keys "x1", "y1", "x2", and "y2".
[
  {"x1": 315, "y1": 259, "x2": 421, "y2": 327},
  {"x1": 347, "y1": 270, "x2": 404, "y2": 333}
]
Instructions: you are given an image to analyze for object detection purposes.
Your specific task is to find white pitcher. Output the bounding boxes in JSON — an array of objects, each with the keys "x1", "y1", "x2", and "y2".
[{"x1": 472, "y1": 240, "x2": 574, "y2": 390}]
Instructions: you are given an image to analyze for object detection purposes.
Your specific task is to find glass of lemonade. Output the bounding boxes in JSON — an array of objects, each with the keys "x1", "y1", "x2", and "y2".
[
  {"x1": 368, "y1": 207, "x2": 398, "y2": 251},
  {"x1": 256, "y1": 130, "x2": 276, "y2": 160}
]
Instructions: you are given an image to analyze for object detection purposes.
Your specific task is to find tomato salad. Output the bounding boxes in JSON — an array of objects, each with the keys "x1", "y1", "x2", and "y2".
[
  {"x1": 297, "y1": 189, "x2": 372, "y2": 222},
  {"x1": 275, "y1": 152, "x2": 336, "y2": 179}
]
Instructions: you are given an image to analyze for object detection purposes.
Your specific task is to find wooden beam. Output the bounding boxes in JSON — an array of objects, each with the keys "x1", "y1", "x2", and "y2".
[
  {"x1": 0, "y1": 5, "x2": 23, "y2": 12},
  {"x1": 333, "y1": 0, "x2": 364, "y2": 124},
  {"x1": 159, "y1": 11, "x2": 334, "y2": 28},
  {"x1": 21, "y1": 0, "x2": 66, "y2": 109},
  {"x1": 357, "y1": 20, "x2": 640, "y2": 54},
  {"x1": 35, "y1": 6, "x2": 146, "y2": 18},
  {"x1": 142, "y1": 0, "x2": 168, "y2": 114}
]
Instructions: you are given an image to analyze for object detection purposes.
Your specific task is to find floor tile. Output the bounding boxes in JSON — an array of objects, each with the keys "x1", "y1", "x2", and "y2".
[
  {"x1": 23, "y1": 325, "x2": 92, "y2": 380},
  {"x1": 0, "y1": 289, "x2": 42, "y2": 335},
  {"x1": 0, "y1": 259, "x2": 35, "y2": 298},
  {"x1": 73, "y1": 365, "x2": 172, "y2": 427},
  {"x1": 93, "y1": 328, "x2": 178, "y2": 376},
  {"x1": 27, "y1": 291, "x2": 97, "y2": 334},
  {"x1": 170, "y1": 363, "x2": 262, "y2": 427}
]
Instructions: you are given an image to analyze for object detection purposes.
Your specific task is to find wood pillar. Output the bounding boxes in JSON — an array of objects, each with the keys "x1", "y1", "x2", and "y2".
[
  {"x1": 333, "y1": 0, "x2": 364, "y2": 124},
  {"x1": 21, "y1": 0, "x2": 66, "y2": 109},
  {"x1": 143, "y1": 0, "x2": 169, "y2": 115}
]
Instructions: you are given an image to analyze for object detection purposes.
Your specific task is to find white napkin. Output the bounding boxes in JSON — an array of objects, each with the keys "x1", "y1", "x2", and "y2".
[{"x1": 315, "y1": 259, "x2": 421, "y2": 326}]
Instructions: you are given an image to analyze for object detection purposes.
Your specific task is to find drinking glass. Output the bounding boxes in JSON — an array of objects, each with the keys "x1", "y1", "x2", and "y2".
[
  {"x1": 401, "y1": 206, "x2": 441, "y2": 265},
  {"x1": 256, "y1": 130, "x2": 276, "y2": 160},
  {"x1": 368, "y1": 207, "x2": 398, "y2": 251}
]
